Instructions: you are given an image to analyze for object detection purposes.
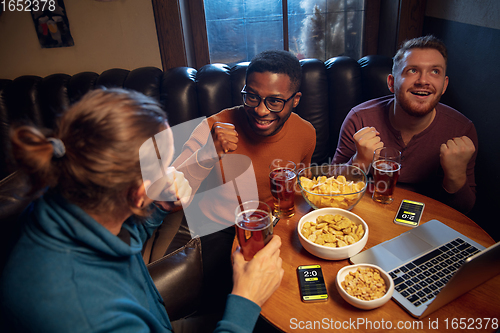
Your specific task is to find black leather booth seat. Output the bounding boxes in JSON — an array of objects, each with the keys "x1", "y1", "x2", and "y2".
[{"x1": 0, "y1": 55, "x2": 392, "y2": 180}]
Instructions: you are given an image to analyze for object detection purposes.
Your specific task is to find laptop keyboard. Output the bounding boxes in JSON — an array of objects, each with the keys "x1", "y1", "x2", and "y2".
[{"x1": 389, "y1": 238, "x2": 481, "y2": 307}]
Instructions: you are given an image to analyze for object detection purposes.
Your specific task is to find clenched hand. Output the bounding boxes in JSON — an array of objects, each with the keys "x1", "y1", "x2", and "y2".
[
  {"x1": 197, "y1": 122, "x2": 239, "y2": 168},
  {"x1": 440, "y1": 136, "x2": 475, "y2": 193},
  {"x1": 154, "y1": 167, "x2": 192, "y2": 211},
  {"x1": 352, "y1": 127, "x2": 384, "y2": 172}
]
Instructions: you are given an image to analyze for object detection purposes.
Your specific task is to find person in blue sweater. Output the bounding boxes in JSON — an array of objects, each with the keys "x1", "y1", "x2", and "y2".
[{"x1": 1, "y1": 88, "x2": 284, "y2": 332}]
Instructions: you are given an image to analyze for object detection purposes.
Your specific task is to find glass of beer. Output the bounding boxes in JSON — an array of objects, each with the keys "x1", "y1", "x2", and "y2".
[
  {"x1": 372, "y1": 147, "x2": 401, "y2": 204},
  {"x1": 235, "y1": 200, "x2": 273, "y2": 261},
  {"x1": 269, "y1": 159, "x2": 297, "y2": 218}
]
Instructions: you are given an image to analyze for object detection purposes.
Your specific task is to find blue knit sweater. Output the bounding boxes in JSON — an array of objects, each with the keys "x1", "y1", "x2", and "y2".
[{"x1": 1, "y1": 193, "x2": 260, "y2": 332}]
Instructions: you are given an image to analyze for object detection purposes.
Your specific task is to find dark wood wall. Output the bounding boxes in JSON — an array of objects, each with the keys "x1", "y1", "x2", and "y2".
[
  {"x1": 378, "y1": 0, "x2": 427, "y2": 58},
  {"x1": 151, "y1": 0, "x2": 209, "y2": 70}
]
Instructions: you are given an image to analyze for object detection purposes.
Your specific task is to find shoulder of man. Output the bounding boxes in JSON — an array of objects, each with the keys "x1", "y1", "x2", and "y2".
[
  {"x1": 352, "y1": 95, "x2": 393, "y2": 113},
  {"x1": 289, "y1": 112, "x2": 315, "y2": 135},
  {"x1": 207, "y1": 105, "x2": 243, "y2": 127},
  {"x1": 435, "y1": 103, "x2": 474, "y2": 125}
]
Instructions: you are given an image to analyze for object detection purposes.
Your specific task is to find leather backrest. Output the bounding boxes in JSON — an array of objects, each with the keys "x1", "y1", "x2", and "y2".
[
  {"x1": 67, "y1": 72, "x2": 99, "y2": 104},
  {"x1": 38, "y1": 74, "x2": 72, "y2": 130},
  {"x1": 229, "y1": 63, "x2": 248, "y2": 107},
  {"x1": 0, "y1": 57, "x2": 393, "y2": 179},
  {"x1": 325, "y1": 56, "x2": 363, "y2": 157},
  {"x1": 146, "y1": 237, "x2": 203, "y2": 321},
  {"x1": 196, "y1": 63, "x2": 233, "y2": 118},
  {"x1": 296, "y1": 59, "x2": 330, "y2": 164},
  {"x1": 160, "y1": 67, "x2": 198, "y2": 127},
  {"x1": 358, "y1": 55, "x2": 393, "y2": 101},
  {"x1": 4, "y1": 76, "x2": 44, "y2": 128}
]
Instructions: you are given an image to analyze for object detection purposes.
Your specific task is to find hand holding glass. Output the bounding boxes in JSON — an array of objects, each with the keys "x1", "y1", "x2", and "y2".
[{"x1": 235, "y1": 201, "x2": 274, "y2": 261}]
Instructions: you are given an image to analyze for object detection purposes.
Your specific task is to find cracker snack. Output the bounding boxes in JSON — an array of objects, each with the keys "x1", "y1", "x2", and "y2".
[
  {"x1": 341, "y1": 267, "x2": 387, "y2": 300},
  {"x1": 300, "y1": 175, "x2": 365, "y2": 209},
  {"x1": 300, "y1": 214, "x2": 364, "y2": 248}
]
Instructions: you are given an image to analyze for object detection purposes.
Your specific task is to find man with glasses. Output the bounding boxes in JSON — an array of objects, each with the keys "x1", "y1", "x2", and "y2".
[{"x1": 169, "y1": 50, "x2": 316, "y2": 329}]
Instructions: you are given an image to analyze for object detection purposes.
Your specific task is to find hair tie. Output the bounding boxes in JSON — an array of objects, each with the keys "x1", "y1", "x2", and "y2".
[{"x1": 47, "y1": 138, "x2": 66, "y2": 158}]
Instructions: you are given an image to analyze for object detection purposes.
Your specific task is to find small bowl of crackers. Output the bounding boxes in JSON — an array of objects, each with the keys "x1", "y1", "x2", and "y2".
[
  {"x1": 298, "y1": 165, "x2": 367, "y2": 210},
  {"x1": 297, "y1": 208, "x2": 368, "y2": 260},
  {"x1": 336, "y1": 264, "x2": 394, "y2": 310}
]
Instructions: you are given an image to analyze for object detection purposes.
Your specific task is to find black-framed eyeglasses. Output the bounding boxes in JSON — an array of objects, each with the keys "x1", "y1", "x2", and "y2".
[{"x1": 240, "y1": 86, "x2": 298, "y2": 112}]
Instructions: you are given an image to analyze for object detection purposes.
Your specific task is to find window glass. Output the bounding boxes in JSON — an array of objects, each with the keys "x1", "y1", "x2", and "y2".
[
  {"x1": 205, "y1": 0, "x2": 283, "y2": 64},
  {"x1": 204, "y1": 0, "x2": 364, "y2": 65},
  {"x1": 289, "y1": 0, "x2": 364, "y2": 60}
]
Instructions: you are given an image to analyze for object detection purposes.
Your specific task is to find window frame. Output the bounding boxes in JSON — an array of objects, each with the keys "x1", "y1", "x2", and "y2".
[{"x1": 151, "y1": 0, "x2": 424, "y2": 71}]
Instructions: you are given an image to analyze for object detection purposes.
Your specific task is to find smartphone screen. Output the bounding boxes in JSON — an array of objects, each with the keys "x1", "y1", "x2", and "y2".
[
  {"x1": 394, "y1": 199, "x2": 425, "y2": 227},
  {"x1": 297, "y1": 265, "x2": 328, "y2": 302}
]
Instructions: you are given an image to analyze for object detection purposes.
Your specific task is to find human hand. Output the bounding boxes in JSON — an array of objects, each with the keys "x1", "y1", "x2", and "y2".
[
  {"x1": 153, "y1": 167, "x2": 192, "y2": 211},
  {"x1": 440, "y1": 136, "x2": 475, "y2": 193},
  {"x1": 231, "y1": 235, "x2": 284, "y2": 307},
  {"x1": 197, "y1": 122, "x2": 238, "y2": 168},
  {"x1": 352, "y1": 127, "x2": 384, "y2": 172}
]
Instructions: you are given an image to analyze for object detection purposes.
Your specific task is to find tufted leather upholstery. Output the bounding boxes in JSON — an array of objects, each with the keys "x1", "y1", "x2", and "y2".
[
  {"x1": 0, "y1": 55, "x2": 392, "y2": 180},
  {"x1": 0, "y1": 55, "x2": 392, "y2": 323}
]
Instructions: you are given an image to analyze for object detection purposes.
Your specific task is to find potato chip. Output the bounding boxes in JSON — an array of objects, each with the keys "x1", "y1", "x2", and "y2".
[{"x1": 300, "y1": 174, "x2": 366, "y2": 209}]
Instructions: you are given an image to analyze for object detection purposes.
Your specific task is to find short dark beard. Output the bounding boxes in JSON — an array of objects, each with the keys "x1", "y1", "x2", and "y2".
[
  {"x1": 395, "y1": 91, "x2": 440, "y2": 118},
  {"x1": 244, "y1": 106, "x2": 294, "y2": 137}
]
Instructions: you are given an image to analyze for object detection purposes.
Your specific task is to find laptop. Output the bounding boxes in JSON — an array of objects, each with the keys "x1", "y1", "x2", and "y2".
[{"x1": 350, "y1": 219, "x2": 500, "y2": 318}]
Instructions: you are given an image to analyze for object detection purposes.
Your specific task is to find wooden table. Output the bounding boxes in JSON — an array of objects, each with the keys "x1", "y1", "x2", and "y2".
[{"x1": 260, "y1": 188, "x2": 499, "y2": 332}]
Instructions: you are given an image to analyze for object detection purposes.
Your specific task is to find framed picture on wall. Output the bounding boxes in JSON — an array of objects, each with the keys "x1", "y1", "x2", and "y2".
[{"x1": 31, "y1": 0, "x2": 74, "y2": 48}]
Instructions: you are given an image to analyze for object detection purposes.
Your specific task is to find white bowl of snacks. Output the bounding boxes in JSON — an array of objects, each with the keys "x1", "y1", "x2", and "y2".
[
  {"x1": 298, "y1": 165, "x2": 367, "y2": 210},
  {"x1": 297, "y1": 208, "x2": 368, "y2": 260},
  {"x1": 336, "y1": 264, "x2": 394, "y2": 310}
]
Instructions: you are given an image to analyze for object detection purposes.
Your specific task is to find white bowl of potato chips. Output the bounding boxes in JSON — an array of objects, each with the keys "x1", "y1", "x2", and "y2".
[
  {"x1": 297, "y1": 208, "x2": 368, "y2": 260},
  {"x1": 336, "y1": 264, "x2": 394, "y2": 310},
  {"x1": 298, "y1": 165, "x2": 367, "y2": 210}
]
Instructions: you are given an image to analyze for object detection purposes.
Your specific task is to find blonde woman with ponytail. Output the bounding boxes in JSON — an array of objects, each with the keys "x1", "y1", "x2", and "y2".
[{"x1": 1, "y1": 88, "x2": 283, "y2": 333}]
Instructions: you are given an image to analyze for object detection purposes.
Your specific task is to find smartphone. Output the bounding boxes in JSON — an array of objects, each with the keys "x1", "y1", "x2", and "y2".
[
  {"x1": 297, "y1": 265, "x2": 328, "y2": 302},
  {"x1": 394, "y1": 199, "x2": 425, "y2": 227}
]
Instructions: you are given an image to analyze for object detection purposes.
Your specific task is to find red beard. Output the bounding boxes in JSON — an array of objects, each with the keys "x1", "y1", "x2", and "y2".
[{"x1": 395, "y1": 90, "x2": 441, "y2": 118}]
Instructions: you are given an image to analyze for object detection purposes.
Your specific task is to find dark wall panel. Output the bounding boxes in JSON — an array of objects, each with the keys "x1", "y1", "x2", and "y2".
[{"x1": 423, "y1": 16, "x2": 500, "y2": 240}]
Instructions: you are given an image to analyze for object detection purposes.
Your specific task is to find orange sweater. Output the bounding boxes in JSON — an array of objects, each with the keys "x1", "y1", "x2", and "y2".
[{"x1": 173, "y1": 106, "x2": 316, "y2": 228}]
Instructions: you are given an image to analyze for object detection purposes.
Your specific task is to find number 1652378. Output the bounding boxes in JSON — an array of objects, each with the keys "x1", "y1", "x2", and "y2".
[{"x1": 1, "y1": 0, "x2": 56, "y2": 12}]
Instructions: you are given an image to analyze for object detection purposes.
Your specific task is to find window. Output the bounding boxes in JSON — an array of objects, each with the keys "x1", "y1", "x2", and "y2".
[{"x1": 203, "y1": 0, "x2": 365, "y2": 65}]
